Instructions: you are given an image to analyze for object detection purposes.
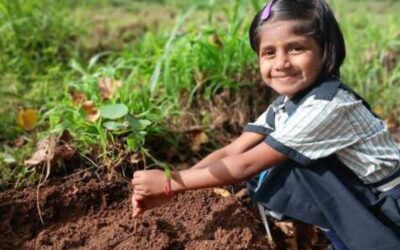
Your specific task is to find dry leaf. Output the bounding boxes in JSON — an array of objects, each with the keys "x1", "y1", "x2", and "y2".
[
  {"x1": 382, "y1": 49, "x2": 399, "y2": 72},
  {"x1": 385, "y1": 116, "x2": 396, "y2": 130},
  {"x1": 275, "y1": 221, "x2": 297, "y2": 250},
  {"x1": 274, "y1": 220, "x2": 319, "y2": 250},
  {"x1": 191, "y1": 131, "x2": 208, "y2": 152},
  {"x1": 213, "y1": 111, "x2": 229, "y2": 127},
  {"x1": 213, "y1": 188, "x2": 231, "y2": 197},
  {"x1": 70, "y1": 91, "x2": 86, "y2": 105},
  {"x1": 12, "y1": 136, "x2": 27, "y2": 148},
  {"x1": 82, "y1": 101, "x2": 100, "y2": 122},
  {"x1": 17, "y1": 109, "x2": 37, "y2": 131},
  {"x1": 24, "y1": 131, "x2": 76, "y2": 175},
  {"x1": 373, "y1": 105, "x2": 385, "y2": 117},
  {"x1": 55, "y1": 141, "x2": 75, "y2": 160},
  {"x1": 129, "y1": 153, "x2": 142, "y2": 164},
  {"x1": 275, "y1": 221, "x2": 296, "y2": 236},
  {"x1": 194, "y1": 69, "x2": 204, "y2": 88},
  {"x1": 99, "y1": 78, "x2": 122, "y2": 100},
  {"x1": 234, "y1": 188, "x2": 247, "y2": 199},
  {"x1": 24, "y1": 135, "x2": 57, "y2": 166},
  {"x1": 86, "y1": 111, "x2": 100, "y2": 123},
  {"x1": 208, "y1": 33, "x2": 223, "y2": 48}
]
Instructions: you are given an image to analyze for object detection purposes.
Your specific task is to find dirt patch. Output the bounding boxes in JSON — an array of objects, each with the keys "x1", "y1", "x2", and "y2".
[{"x1": 0, "y1": 172, "x2": 329, "y2": 250}]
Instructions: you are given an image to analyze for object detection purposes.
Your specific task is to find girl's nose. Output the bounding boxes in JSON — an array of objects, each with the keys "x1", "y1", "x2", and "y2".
[{"x1": 274, "y1": 53, "x2": 291, "y2": 70}]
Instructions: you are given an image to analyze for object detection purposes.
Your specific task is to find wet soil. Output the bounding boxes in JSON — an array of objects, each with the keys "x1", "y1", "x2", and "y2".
[{"x1": 0, "y1": 172, "x2": 328, "y2": 250}]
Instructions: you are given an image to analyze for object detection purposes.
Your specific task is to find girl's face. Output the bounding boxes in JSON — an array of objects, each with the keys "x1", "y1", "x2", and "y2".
[{"x1": 258, "y1": 20, "x2": 323, "y2": 98}]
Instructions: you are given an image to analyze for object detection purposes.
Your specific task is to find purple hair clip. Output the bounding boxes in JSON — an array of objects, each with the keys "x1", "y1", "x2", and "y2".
[{"x1": 260, "y1": 0, "x2": 277, "y2": 21}]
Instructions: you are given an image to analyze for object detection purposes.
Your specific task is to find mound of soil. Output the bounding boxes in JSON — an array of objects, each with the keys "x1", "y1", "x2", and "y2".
[{"x1": 0, "y1": 172, "x2": 329, "y2": 250}]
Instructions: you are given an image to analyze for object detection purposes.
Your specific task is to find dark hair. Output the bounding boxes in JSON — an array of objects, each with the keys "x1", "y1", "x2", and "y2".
[{"x1": 249, "y1": 0, "x2": 346, "y2": 77}]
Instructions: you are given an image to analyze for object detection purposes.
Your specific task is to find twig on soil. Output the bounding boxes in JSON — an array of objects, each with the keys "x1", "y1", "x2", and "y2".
[
  {"x1": 36, "y1": 135, "x2": 57, "y2": 226},
  {"x1": 63, "y1": 167, "x2": 95, "y2": 181},
  {"x1": 77, "y1": 151, "x2": 100, "y2": 169},
  {"x1": 36, "y1": 166, "x2": 45, "y2": 226}
]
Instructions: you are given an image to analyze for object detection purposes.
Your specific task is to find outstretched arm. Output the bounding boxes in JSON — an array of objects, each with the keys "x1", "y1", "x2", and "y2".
[
  {"x1": 132, "y1": 141, "x2": 288, "y2": 196},
  {"x1": 131, "y1": 132, "x2": 277, "y2": 217},
  {"x1": 190, "y1": 132, "x2": 266, "y2": 169}
]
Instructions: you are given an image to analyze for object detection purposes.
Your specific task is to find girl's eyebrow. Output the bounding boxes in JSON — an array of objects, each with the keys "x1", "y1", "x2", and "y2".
[
  {"x1": 260, "y1": 38, "x2": 310, "y2": 49},
  {"x1": 282, "y1": 37, "x2": 310, "y2": 45},
  {"x1": 285, "y1": 40, "x2": 309, "y2": 47}
]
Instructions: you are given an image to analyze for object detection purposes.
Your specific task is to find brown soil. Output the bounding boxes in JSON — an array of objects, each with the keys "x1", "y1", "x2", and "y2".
[{"x1": 0, "y1": 172, "x2": 329, "y2": 250}]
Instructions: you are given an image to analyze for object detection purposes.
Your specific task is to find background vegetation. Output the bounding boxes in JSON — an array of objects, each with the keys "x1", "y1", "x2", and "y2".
[{"x1": 1, "y1": 0, "x2": 399, "y2": 191}]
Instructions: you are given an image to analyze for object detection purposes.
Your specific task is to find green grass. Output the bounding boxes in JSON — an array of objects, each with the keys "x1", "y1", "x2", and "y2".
[
  {"x1": 1, "y1": 0, "x2": 399, "y2": 190},
  {"x1": 333, "y1": 0, "x2": 400, "y2": 114}
]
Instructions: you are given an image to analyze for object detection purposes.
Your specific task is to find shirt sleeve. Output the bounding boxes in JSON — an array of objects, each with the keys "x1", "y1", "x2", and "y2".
[
  {"x1": 243, "y1": 106, "x2": 275, "y2": 135},
  {"x1": 264, "y1": 97, "x2": 359, "y2": 166}
]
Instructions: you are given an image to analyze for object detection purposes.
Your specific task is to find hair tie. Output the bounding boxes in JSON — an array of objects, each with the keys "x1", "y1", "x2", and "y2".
[{"x1": 260, "y1": 0, "x2": 277, "y2": 21}]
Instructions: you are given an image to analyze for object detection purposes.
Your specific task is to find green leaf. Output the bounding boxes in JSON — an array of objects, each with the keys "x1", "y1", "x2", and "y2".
[
  {"x1": 127, "y1": 136, "x2": 139, "y2": 151},
  {"x1": 127, "y1": 115, "x2": 141, "y2": 131},
  {"x1": 127, "y1": 115, "x2": 152, "y2": 132},
  {"x1": 69, "y1": 59, "x2": 87, "y2": 76},
  {"x1": 99, "y1": 104, "x2": 128, "y2": 120},
  {"x1": 2, "y1": 154, "x2": 16, "y2": 164},
  {"x1": 88, "y1": 51, "x2": 110, "y2": 70},
  {"x1": 139, "y1": 119, "x2": 152, "y2": 128},
  {"x1": 127, "y1": 134, "x2": 145, "y2": 151},
  {"x1": 103, "y1": 121, "x2": 128, "y2": 131}
]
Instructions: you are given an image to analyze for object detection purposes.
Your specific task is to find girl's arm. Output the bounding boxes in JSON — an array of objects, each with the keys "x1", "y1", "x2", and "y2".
[
  {"x1": 191, "y1": 132, "x2": 266, "y2": 169},
  {"x1": 132, "y1": 141, "x2": 288, "y2": 196},
  {"x1": 131, "y1": 132, "x2": 266, "y2": 217}
]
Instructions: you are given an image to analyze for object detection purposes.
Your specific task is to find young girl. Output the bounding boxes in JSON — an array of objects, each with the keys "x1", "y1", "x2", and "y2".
[{"x1": 131, "y1": 0, "x2": 400, "y2": 249}]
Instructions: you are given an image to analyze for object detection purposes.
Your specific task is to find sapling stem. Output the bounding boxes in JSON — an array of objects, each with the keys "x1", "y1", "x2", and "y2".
[{"x1": 140, "y1": 148, "x2": 173, "y2": 180}]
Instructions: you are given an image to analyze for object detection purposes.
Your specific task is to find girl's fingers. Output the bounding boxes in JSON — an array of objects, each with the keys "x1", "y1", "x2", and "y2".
[
  {"x1": 133, "y1": 171, "x2": 143, "y2": 179},
  {"x1": 131, "y1": 194, "x2": 139, "y2": 207},
  {"x1": 131, "y1": 177, "x2": 142, "y2": 186},
  {"x1": 131, "y1": 171, "x2": 144, "y2": 185},
  {"x1": 135, "y1": 194, "x2": 145, "y2": 200},
  {"x1": 131, "y1": 194, "x2": 142, "y2": 217},
  {"x1": 134, "y1": 189, "x2": 147, "y2": 196},
  {"x1": 133, "y1": 205, "x2": 142, "y2": 218}
]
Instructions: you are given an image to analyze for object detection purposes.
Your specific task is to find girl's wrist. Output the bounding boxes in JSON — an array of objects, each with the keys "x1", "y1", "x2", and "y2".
[{"x1": 170, "y1": 171, "x2": 185, "y2": 193}]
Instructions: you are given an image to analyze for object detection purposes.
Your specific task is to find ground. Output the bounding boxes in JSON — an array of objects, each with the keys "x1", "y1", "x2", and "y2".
[
  {"x1": 3, "y1": 103, "x2": 399, "y2": 250},
  {"x1": 0, "y1": 171, "x2": 331, "y2": 250}
]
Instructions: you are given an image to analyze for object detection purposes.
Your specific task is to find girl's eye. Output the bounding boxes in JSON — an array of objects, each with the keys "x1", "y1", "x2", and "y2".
[
  {"x1": 262, "y1": 49, "x2": 275, "y2": 58},
  {"x1": 290, "y1": 46, "x2": 305, "y2": 54}
]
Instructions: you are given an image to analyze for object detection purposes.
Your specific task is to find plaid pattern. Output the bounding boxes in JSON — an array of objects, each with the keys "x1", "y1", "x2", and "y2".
[{"x1": 245, "y1": 79, "x2": 400, "y2": 184}]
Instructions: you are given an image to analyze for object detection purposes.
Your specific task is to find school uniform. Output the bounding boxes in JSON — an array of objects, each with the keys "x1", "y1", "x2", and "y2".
[{"x1": 244, "y1": 76, "x2": 400, "y2": 250}]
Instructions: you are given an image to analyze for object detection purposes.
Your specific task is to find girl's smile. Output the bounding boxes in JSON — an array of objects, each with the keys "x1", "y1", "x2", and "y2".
[{"x1": 258, "y1": 20, "x2": 323, "y2": 98}]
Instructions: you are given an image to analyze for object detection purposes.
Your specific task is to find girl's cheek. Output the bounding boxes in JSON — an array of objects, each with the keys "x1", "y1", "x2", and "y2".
[{"x1": 260, "y1": 61, "x2": 272, "y2": 74}]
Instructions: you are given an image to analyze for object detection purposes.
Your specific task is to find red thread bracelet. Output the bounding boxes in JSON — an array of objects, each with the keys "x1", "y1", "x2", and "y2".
[{"x1": 164, "y1": 179, "x2": 173, "y2": 196}]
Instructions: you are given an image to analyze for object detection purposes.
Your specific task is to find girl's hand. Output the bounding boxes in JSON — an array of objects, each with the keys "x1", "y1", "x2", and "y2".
[
  {"x1": 131, "y1": 193, "x2": 143, "y2": 218},
  {"x1": 131, "y1": 193, "x2": 173, "y2": 218},
  {"x1": 131, "y1": 170, "x2": 167, "y2": 196}
]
